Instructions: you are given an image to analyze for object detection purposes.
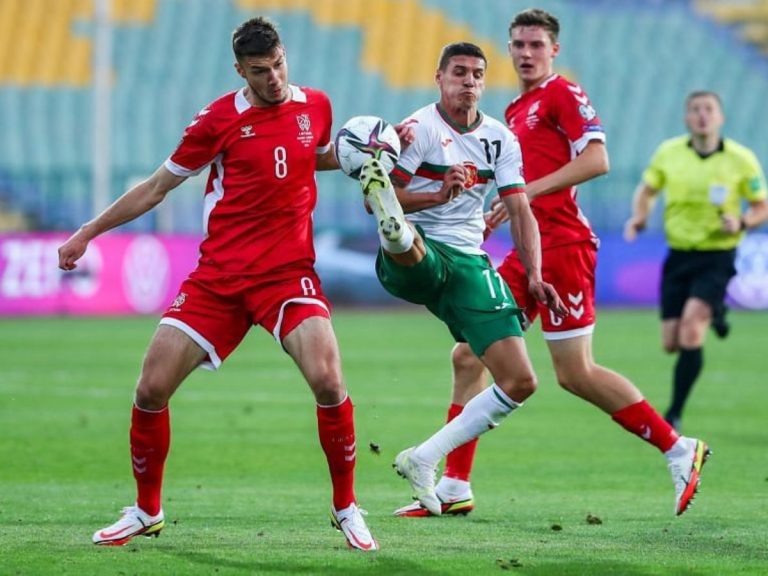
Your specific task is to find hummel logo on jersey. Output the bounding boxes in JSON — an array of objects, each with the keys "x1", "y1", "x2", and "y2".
[
  {"x1": 441, "y1": 137, "x2": 453, "y2": 147},
  {"x1": 568, "y1": 84, "x2": 591, "y2": 106},
  {"x1": 640, "y1": 425, "x2": 652, "y2": 440},
  {"x1": 240, "y1": 125, "x2": 255, "y2": 138},
  {"x1": 132, "y1": 455, "x2": 147, "y2": 474},
  {"x1": 188, "y1": 107, "x2": 210, "y2": 127},
  {"x1": 344, "y1": 442, "x2": 356, "y2": 462},
  {"x1": 568, "y1": 291, "x2": 584, "y2": 319}
]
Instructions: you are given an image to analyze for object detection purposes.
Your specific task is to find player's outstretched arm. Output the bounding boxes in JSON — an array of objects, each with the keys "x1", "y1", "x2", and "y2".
[
  {"x1": 525, "y1": 140, "x2": 609, "y2": 200},
  {"x1": 503, "y1": 192, "x2": 567, "y2": 317},
  {"x1": 58, "y1": 165, "x2": 186, "y2": 271}
]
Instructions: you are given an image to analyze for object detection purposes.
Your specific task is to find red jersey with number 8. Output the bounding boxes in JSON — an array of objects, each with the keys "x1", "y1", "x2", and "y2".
[{"x1": 165, "y1": 85, "x2": 332, "y2": 278}]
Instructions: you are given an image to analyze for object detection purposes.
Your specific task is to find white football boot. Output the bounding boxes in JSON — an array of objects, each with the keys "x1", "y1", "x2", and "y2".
[
  {"x1": 331, "y1": 503, "x2": 379, "y2": 551},
  {"x1": 359, "y1": 158, "x2": 405, "y2": 242},
  {"x1": 393, "y1": 447, "x2": 441, "y2": 516},
  {"x1": 92, "y1": 505, "x2": 165, "y2": 545},
  {"x1": 666, "y1": 436, "x2": 711, "y2": 516}
]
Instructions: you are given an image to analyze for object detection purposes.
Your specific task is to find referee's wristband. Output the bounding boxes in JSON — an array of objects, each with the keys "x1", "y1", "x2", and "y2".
[{"x1": 739, "y1": 217, "x2": 748, "y2": 231}]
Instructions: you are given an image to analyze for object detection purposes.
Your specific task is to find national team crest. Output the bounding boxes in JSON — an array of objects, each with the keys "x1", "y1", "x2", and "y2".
[
  {"x1": 296, "y1": 113, "x2": 313, "y2": 146},
  {"x1": 463, "y1": 161, "x2": 478, "y2": 189},
  {"x1": 170, "y1": 292, "x2": 187, "y2": 311},
  {"x1": 526, "y1": 100, "x2": 541, "y2": 129},
  {"x1": 296, "y1": 113, "x2": 311, "y2": 132}
]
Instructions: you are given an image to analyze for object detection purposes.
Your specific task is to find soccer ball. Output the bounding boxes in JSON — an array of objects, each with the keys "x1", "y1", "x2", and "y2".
[{"x1": 334, "y1": 115, "x2": 401, "y2": 179}]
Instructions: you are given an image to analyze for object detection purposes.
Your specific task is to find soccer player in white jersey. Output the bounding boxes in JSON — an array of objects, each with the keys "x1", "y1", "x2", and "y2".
[
  {"x1": 357, "y1": 42, "x2": 567, "y2": 516},
  {"x1": 394, "y1": 8, "x2": 710, "y2": 520},
  {"x1": 58, "y1": 16, "x2": 378, "y2": 551}
]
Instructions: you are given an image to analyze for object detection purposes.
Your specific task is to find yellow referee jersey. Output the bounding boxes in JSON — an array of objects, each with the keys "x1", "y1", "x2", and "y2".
[{"x1": 642, "y1": 136, "x2": 767, "y2": 250}]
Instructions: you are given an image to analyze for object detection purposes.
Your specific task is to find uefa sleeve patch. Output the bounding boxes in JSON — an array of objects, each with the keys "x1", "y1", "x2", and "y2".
[{"x1": 748, "y1": 176, "x2": 764, "y2": 194}]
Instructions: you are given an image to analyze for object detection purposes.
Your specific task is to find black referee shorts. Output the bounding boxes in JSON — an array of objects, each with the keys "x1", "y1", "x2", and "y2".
[{"x1": 660, "y1": 248, "x2": 737, "y2": 320}]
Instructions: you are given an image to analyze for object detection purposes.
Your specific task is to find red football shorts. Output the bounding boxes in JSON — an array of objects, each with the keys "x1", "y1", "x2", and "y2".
[
  {"x1": 160, "y1": 268, "x2": 331, "y2": 370},
  {"x1": 498, "y1": 241, "x2": 597, "y2": 339}
]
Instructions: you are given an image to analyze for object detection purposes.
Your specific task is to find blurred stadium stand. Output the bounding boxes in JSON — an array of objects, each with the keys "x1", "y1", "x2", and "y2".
[
  {"x1": 1, "y1": 0, "x2": 767, "y2": 234},
  {"x1": 698, "y1": 0, "x2": 768, "y2": 54}
]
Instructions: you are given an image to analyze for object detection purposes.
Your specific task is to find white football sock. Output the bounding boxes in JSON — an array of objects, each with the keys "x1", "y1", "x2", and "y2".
[
  {"x1": 664, "y1": 435, "x2": 693, "y2": 460},
  {"x1": 436, "y1": 476, "x2": 472, "y2": 501},
  {"x1": 379, "y1": 223, "x2": 414, "y2": 254},
  {"x1": 413, "y1": 384, "x2": 520, "y2": 468}
]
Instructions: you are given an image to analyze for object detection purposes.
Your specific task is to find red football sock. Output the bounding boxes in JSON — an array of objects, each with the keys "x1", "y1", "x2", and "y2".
[
  {"x1": 131, "y1": 404, "x2": 170, "y2": 516},
  {"x1": 611, "y1": 399, "x2": 679, "y2": 453},
  {"x1": 317, "y1": 395, "x2": 356, "y2": 510},
  {"x1": 443, "y1": 403, "x2": 479, "y2": 481}
]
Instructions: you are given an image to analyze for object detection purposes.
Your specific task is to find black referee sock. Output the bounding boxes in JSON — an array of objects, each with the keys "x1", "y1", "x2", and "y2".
[{"x1": 667, "y1": 347, "x2": 703, "y2": 419}]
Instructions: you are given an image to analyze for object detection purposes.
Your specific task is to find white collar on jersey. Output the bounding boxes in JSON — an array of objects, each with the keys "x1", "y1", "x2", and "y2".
[{"x1": 235, "y1": 84, "x2": 307, "y2": 114}]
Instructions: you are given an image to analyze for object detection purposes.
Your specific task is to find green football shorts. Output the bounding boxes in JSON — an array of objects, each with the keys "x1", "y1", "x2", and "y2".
[{"x1": 375, "y1": 231, "x2": 523, "y2": 357}]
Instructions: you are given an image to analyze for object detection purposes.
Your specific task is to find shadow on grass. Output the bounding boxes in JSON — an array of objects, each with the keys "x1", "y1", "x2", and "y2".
[{"x1": 159, "y1": 548, "x2": 443, "y2": 575}]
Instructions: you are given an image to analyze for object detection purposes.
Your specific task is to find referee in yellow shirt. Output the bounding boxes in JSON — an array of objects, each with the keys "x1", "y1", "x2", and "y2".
[{"x1": 624, "y1": 91, "x2": 768, "y2": 431}]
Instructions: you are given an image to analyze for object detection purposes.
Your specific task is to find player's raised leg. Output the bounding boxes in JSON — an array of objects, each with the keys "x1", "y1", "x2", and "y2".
[{"x1": 360, "y1": 158, "x2": 408, "y2": 243}]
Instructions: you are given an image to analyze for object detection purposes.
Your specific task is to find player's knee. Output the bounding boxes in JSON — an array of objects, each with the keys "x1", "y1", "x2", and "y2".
[
  {"x1": 498, "y1": 372, "x2": 537, "y2": 402},
  {"x1": 662, "y1": 341, "x2": 678, "y2": 354},
  {"x1": 134, "y1": 375, "x2": 172, "y2": 410},
  {"x1": 452, "y1": 343, "x2": 483, "y2": 374},
  {"x1": 554, "y1": 367, "x2": 589, "y2": 396},
  {"x1": 306, "y1": 362, "x2": 345, "y2": 404}
]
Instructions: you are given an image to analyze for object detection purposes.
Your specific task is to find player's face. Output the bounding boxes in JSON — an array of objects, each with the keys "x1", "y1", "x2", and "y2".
[
  {"x1": 685, "y1": 95, "x2": 724, "y2": 138},
  {"x1": 235, "y1": 46, "x2": 289, "y2": 107},
  {"x1": 436, "y1": 56, "x2": 486, "y2": 112},
  {"x1": 508, "y1": 26, "x2": 559, "y2": 91}
]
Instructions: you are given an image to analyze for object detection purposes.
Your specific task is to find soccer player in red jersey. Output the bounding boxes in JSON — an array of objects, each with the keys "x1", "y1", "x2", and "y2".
[
  {"x1": 57, "y1": 17, "x2": 378, "y2": 550},
  {"x1": 394, "y1": 8, "x2": 710, "y2": 519}
]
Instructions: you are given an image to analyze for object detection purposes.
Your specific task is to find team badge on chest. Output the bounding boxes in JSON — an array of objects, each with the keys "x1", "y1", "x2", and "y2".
[
  {"x1": 296, "y1": 113, "x2": 313, "y2": 147},
  {"x1": 463, "y1": 161, "x2": 478, "y2": 189}
]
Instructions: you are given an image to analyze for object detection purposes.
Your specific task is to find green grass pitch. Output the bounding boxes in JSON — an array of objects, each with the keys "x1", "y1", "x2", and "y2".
[{"x1": 1, "y1": 309, "x2": 766, "y2": 575}]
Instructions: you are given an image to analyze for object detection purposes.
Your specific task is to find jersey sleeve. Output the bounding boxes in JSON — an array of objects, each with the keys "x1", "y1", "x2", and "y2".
[
  {"x1": 642, "y1": 144, "x2": 667, "y2": 191},
  {"x1": 495, "y1": 127, "x2": 526, "y2": 197},
  {"x1": 391, "y1": 116, "x2": 429, "y2": 185},
  {"x1": 165, "y1": 106, "x2": 219, "y2": 177},
  {"x1": 551, "y1": 81, "x2": 606, "y2": 154},
  {"x1": 316, "y1": 91, "x2": 333, "y2": 155},
  {"x1": 740, "y1": 149, "x2": 768, "y2": 201}
]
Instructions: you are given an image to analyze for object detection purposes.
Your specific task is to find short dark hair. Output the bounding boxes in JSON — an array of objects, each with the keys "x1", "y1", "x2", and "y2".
[
  {"x1": 686, "y1": 90, "x2": 723, "y2": 109},
  {"x1": 232, "y1": 17, "x2": 282, "y2": 60},
  {"x1": 508, "y1": 8, "x2": 560, "y2": 43},
  {"x1": 437, "y1": 42, "x2": 487, "y2": 71}
]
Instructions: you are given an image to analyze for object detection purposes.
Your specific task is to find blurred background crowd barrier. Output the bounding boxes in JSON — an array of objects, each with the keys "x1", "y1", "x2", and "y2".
[{"x1": 1, "y1": 0, "x2": 767, "y2": 313}]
